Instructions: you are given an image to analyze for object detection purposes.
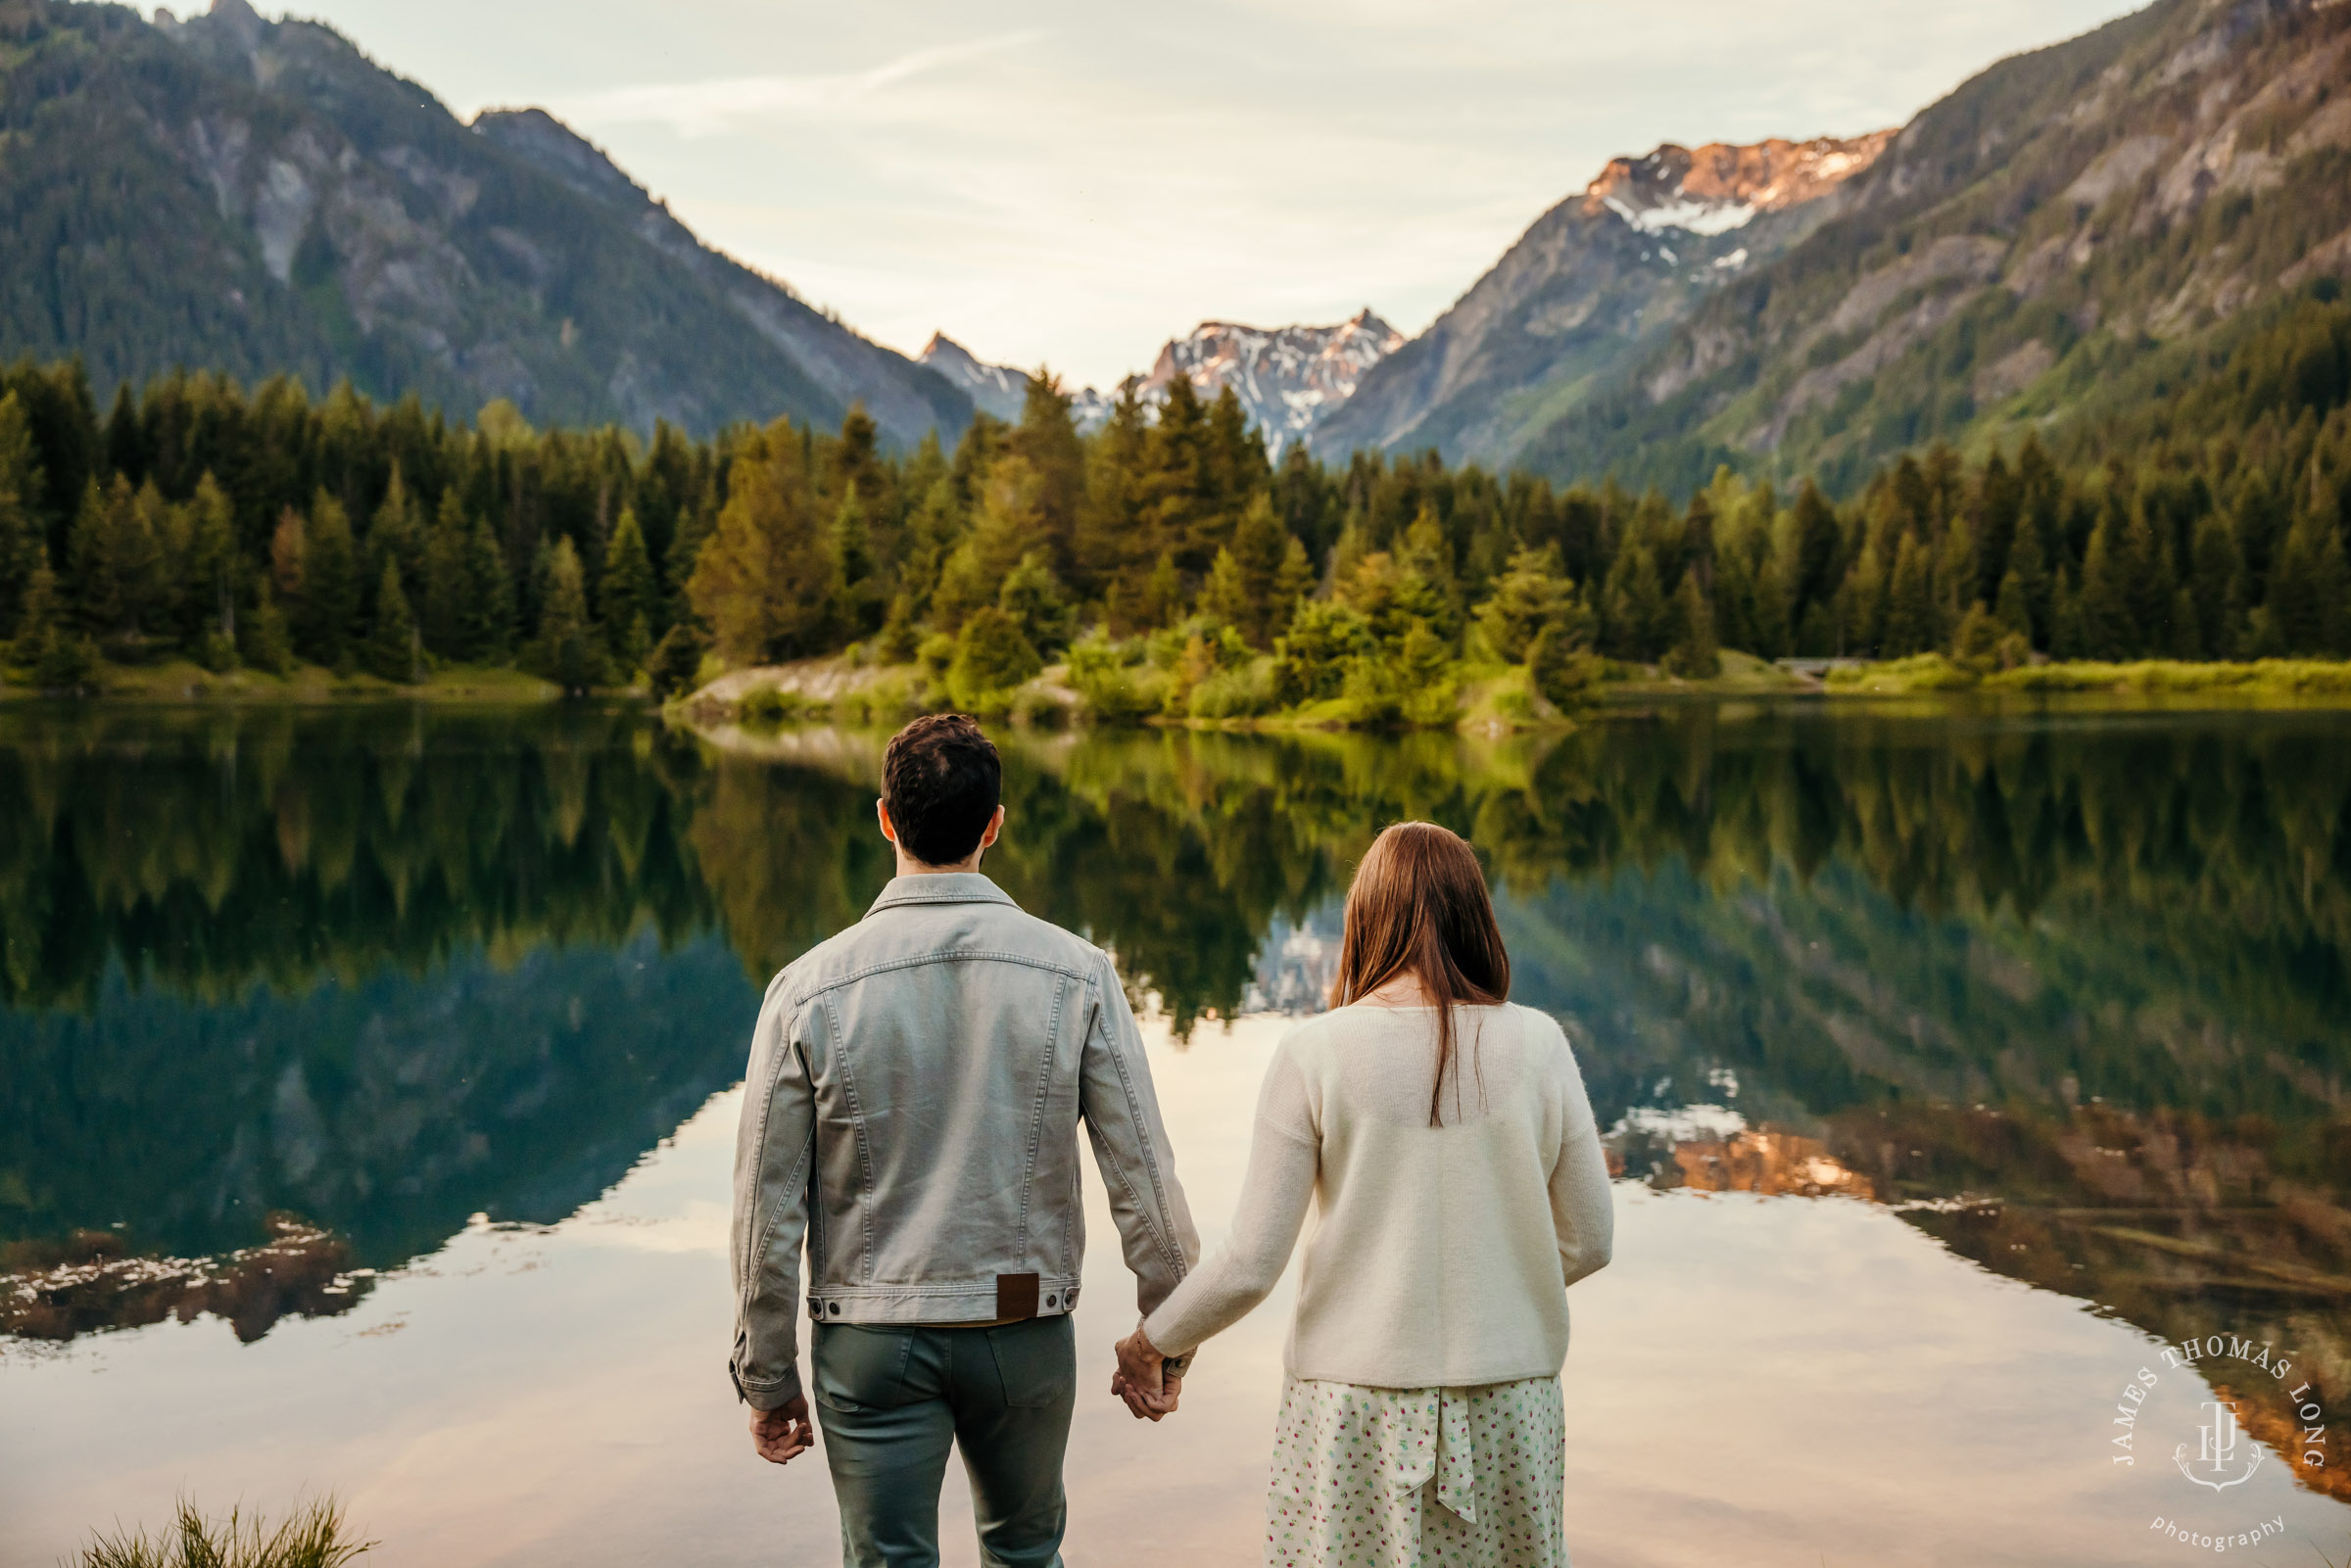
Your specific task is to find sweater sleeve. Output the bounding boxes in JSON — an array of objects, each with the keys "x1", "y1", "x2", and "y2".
[
  {"x1": 1544, "y1": 1014, "x2": 1614, "y2": 1288},
  {"x1": 1139, "y1": 1040, "x2": 1319, "y2": 1359}
]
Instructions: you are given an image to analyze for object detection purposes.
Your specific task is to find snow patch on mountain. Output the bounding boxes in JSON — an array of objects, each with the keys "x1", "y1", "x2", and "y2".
[
  {"x1": 1137, "y1": 309, "x2": 1405, "y2": 456},
  {"x1": 919, "y1": 309, "x2": 1404, "y2": 452},
  {"x1": 1584, "y1": 132, "x2": 1892, "y2": 238}
]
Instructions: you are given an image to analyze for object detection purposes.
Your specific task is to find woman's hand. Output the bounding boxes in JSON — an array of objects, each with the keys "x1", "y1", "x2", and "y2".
[{"x1": 1110, "y1": 1323, "x2": 1181, "y2": 1420}]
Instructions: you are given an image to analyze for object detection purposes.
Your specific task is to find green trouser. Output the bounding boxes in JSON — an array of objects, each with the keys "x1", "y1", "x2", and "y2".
[{"x1": 811, "y1": 1315, "x2": 1076, "y2": 1568}]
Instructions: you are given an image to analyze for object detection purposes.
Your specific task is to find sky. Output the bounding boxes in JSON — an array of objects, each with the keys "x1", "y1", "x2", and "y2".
[{"x1": 256, "y1": 0, "x2": 2146, "y2": 389}]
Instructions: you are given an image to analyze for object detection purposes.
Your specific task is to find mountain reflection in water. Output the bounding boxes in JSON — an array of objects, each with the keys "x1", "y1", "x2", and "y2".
[{"x1": 2, "y1": 702, "x2": 2348, "y2": 1498}]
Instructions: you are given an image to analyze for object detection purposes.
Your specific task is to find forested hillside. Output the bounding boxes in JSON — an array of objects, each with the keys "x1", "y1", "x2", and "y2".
[
  {"x1": 0, "y1": 0, "x2": 969, "y2": 443},
  {"x1": 2, "y1": 274, "x2": 2344, "y2": 712}
]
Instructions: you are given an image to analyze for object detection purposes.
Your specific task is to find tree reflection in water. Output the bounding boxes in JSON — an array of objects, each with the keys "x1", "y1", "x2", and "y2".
[{"x1": 2, "y1": 704, "x2": 2347, "y2": 1486}]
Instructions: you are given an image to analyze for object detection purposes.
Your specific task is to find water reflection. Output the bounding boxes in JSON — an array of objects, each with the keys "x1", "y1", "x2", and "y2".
[{"x1": 3, "y1": 703, "x2": 2350, "y2": 1517}]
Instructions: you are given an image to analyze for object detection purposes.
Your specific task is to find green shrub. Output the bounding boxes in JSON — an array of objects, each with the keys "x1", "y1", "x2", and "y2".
[
  {"x1": 1066, "y1": 632, "x2": 1164, "y2": 724},
  {"x1": 739, "y1": 686, "x2": 804, "y2": 726},
  {"x1": 1187, "y1": 656, "x2": 1278, "y2": 719},
  {"x1": 946, "y1": 606, "x2": 1043, "y2": 711}
]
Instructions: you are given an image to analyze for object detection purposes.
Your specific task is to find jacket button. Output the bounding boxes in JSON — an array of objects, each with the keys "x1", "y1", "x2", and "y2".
[
  {"x1": 828, "y1": 1302, "x2": 841, "y2": 1316},
  {"x1": 1044, "y1": 1294, "x2": 1057, "y2": 1309}
]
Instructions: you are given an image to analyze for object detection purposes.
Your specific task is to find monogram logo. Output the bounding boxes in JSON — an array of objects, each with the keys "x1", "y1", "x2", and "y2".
[{"x1": 2174, "y1": 1400, "x2": 2263, "y2": 1493}]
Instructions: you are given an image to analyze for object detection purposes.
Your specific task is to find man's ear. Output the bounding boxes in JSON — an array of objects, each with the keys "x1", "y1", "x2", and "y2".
[
  {"x1": 876, "y1": 797, "x2": 898, "y2": 844},
  {"x1": 979, "y1": 804, "x2": 1006, "y2": 849}
]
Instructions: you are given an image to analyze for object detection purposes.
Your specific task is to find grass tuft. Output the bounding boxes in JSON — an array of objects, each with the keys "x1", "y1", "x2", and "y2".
[{"x1": 72, "y1": 1497, "x2": 372, "y2": 1568}]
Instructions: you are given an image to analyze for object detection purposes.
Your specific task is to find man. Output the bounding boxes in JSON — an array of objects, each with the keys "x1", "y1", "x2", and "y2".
[{"x1": 729, "y1": 713, "x2": 1198, "y2": 1568}]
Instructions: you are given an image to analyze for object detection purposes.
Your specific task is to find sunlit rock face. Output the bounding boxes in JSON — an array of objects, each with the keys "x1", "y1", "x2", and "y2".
[{"x1": 1312, "y1": 132, "x2": 1886, "y2": 469}]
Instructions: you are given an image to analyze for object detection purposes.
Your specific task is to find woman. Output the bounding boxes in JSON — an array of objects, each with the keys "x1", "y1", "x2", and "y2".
[{"x1": 1115, "y1": 821, "x2": 1613, "y2": 1567}]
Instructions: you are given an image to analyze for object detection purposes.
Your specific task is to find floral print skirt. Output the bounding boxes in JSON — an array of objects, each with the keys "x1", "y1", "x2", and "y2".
[{"x1": 1263, "y1": 1374, "x2": 1567, "y2": 1568}]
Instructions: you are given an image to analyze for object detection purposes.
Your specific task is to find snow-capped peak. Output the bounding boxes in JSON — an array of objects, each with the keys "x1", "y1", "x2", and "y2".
[
  {"x1": 1584, "y1": 131, "x2": 1892, "y2": 238},
  {"x1": 1137, "y1": 309, "x2": 1406, "y2": 456}
]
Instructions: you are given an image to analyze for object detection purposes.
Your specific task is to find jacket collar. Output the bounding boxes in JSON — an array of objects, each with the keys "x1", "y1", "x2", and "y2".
[{"x1": 866, "y1": 872, "x2": 1019, "y2": 917}]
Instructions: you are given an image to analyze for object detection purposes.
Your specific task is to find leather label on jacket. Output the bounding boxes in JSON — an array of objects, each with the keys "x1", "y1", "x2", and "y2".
[{"x1": 996, "y1": 1272, "x2": 1040, "y2": 1320}]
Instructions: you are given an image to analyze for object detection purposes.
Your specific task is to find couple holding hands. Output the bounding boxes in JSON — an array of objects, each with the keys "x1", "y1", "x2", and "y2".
[{"x1": 729, "y1": 715, "x2": 1612, "y2": 1567}]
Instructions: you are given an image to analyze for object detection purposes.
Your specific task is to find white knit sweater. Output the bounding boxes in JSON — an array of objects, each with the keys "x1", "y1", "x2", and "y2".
[{"x1": 1143, "y1": 1002, "x2": 1613, "y2": 1389}]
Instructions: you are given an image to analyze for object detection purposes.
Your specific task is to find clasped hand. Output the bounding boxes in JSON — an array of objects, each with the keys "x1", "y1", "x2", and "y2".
[{"x1": 1110, "y1": 1323, "x2": 1181, "y2": 1421}]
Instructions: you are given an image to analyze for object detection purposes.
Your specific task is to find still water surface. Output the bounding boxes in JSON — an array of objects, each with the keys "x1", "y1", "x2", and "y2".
[{"x1": 4, "y1": 704, "x2": 2350, "y2": 1565}]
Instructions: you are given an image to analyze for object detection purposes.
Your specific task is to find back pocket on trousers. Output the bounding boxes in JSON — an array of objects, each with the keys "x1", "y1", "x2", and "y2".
[
  {"x1": 984, "y1": 1317, "x2": 1075, "y2": 1410},
  {"x1": 813, "y1": 1325, "x2": 914, "y2": 1414}
]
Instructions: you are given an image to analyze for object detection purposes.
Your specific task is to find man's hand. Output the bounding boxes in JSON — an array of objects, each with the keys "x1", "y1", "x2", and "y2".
[
  {"x1": 749, "y1": 1394, "x2": 815, "y2": 1464},
  {"x1": 1110, "y1": 1324, "x2": 1180, "y2": 1421}
]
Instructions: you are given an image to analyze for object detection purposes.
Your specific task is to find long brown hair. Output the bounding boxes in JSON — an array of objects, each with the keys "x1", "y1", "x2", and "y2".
[{"x1": 1328, "y1": 822, "x2": 1511, "y2": 1125}]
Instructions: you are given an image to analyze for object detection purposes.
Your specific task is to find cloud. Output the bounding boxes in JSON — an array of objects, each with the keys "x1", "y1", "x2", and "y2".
[{"x1": 552, "y1": 29, "x2": 1048, "y2": 138}]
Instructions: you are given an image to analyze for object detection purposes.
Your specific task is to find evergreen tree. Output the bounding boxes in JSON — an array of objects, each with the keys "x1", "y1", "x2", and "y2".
[
  {"x1": 945, "y1": 605, "x2": 1041, "y2": 710},
  {"x1": 601, "y1": 505, "x2": 658, "y2": 672},
  {"x1": 1663, "y1": 571, "x2": 1719, "y2": 679},
  {"x1": 1601, "y1": 543, "x2": 1668, "y2": 662},
  {"x1": 187, "y1": 474, "x2": 238, "y2": 657},
  {"x1": 1526, "y1": 617, "x2": 1597, "y2": 710},
  {"x1": 1882, "y1": 531, "x2": 1935, "y2": 655},
  {"x1": 460, "y1": 505, "x2": 516, "y2": 661},
  {"x1": 1473, "y1": 546, "x2": 1577, "y2": 662},
  {"x1": 12, "y1": 554, "x2": 93, "y2": 690},
  {"x1": 2076, "y1": 512, "x2": 2135, "y2": 660},
  {"x1": 240, "y1": 578, "x2": 294, "y2": 676},
  {"x1": 687, "y1": 420, "x2": 832, "y2": 665},
  {"x1": 296, "y1": 491, "x2": 360, "y2": 669},
  {"x1": 0, "y1": 391, "x2": 42, "y2": 641},
  {"x1": 1199, "y1": 493, "x2": 1295, "y2": 646},
  {"x1": 997, "y1": 550, "x2": 1076, "y2": 657},
  {"x1": 2267, "y1": 510, "x2": 2351, "y2": 655},
  {"x1": 2186, "y1": 513, "x2": 2244, "y2": 658},
  {"x1": 364, "y1": 560, "x2": 421, "y2": 684},
  {"x1": 526, "y1": 537, "x2": 606, "y2": 692}
]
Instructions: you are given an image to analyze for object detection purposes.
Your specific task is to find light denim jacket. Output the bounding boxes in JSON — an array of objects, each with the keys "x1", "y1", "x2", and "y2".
[{"x1": 728, "y1": 873, "x2": 1200, "y2": 1409}]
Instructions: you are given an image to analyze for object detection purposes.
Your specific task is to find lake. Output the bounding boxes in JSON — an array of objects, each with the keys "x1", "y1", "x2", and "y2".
[{"x1": 4, "y1": 702, "x2": 2349, "y2": 1567}]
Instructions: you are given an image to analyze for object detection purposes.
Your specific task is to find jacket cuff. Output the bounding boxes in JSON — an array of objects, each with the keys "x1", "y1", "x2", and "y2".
[{"x1": 733, "y1": 1361, "x2": 803, "y2": 1410}]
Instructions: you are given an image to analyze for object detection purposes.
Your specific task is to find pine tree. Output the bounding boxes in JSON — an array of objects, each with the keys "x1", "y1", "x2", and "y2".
[
  {"x1": 12, "y1": 554, "x2": 93, "y2": 690},
  {"x1": 1601, "y1": 543, "x2": 1668, "y2": 662},
  {"x1": 241, "y1": 578, "x2": 294, "y2": 676},
  {"x1": 1662, "y1": 570, "x2": 1719, "y2": 679},
  {"x1": 1473, "y1": 546, "x2": 1576, "y2": 662},
  {"x1": 460, "y1": 506, "x2": 515, "y2": 661},
  {"x1": 945, "y1": 604, "x2": 1041, "y2": 710},
  {"x1": 2003, "y1": 511, "x2": 2052, "y2": 648},
  {"x1": 2268, "y1": 510, "x2": 2351, "y2": 655},
  {"x1": 364, "y1": 560, "x2": 421, "y2": 684},
  {"x1": 297, "y1": 491, "x2": 360, "y2": 669},
  {"x1": 1202, "y1": 493, "x2": 1293, "y2": 646},
  {"x1": 0, "y1": 391, "x2": 42, "y2": 641},
  {"x1": 68, "y1": 476, "x2": 165, "y2": 648},
  {"x1": 526, "y1": 537, "x2": 606, "y2": 691},
  {"x1": 687, "y1": 420, "x2": 833, "y2": 665},
  {"x1": 601, "y1": 505, "x2": 658, "y2": 672},
  {"x1": 2076, "y1": 512, "x2": 2135, "y2": 660},
  {"x1": 997, "y1": 550, "x2": 1075, "y2": 656},
  {"x1": 2187, "y1": 513, "x2": 2245, "y2": 658},
  {"x1": 1882, "y1": 531, "x2": 1935, "y2": 655}
]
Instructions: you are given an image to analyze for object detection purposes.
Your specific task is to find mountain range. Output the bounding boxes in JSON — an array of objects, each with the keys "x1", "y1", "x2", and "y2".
[
  {"x1": 0, "y1": 0, "x2": 969, "y2": 445},
  {"x1": 1, "y1": 0, "x2": 2343, "y2": 494}
]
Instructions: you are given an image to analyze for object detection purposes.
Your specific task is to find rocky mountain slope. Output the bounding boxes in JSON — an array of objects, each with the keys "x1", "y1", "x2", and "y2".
[
  {"x1": 0, "y1": 0, "x2": 969, "y2": 443},
  {"x1": 917, "y1": 332, "x2": 1032, "y2": 422},
  {"x1": 929, "y1": 310, "x2": 1405, "y2": 451},
  {"x1": 1519, "y1": 0, "x2": 2351, "y2": 493},
  {"x1": 1315, "y1": 133, "x2": 1892, "y2": 469},
  {"x1": 1134, "y1": 309, "x2": 1405, "y2": 455}
]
